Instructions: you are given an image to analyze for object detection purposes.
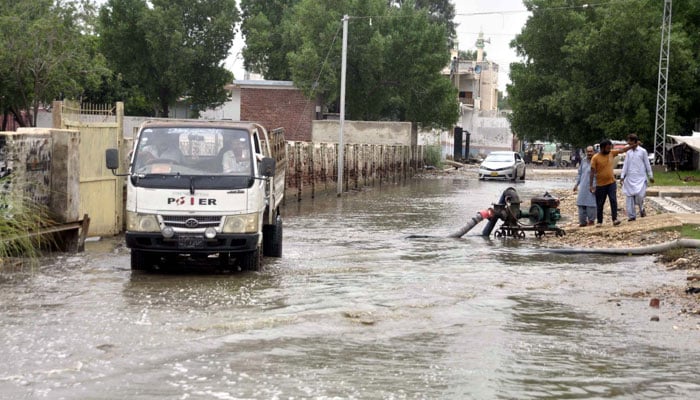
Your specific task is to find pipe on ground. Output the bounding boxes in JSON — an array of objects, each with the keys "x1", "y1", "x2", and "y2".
[
  {"x1": 448, "y1": 209, "x2": 494, "y2": 238},
  {"x1": 547, "y1": 239, "x2": 700, "y2": 255}
]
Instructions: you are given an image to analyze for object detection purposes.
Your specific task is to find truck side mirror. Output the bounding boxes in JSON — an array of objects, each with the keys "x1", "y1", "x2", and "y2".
[
  {"x1": 260, "y1": 157, "x2": 276, "y2": 177},
  {"x1": 106, "y1": 148, "x2": 120, "y2": 170}
]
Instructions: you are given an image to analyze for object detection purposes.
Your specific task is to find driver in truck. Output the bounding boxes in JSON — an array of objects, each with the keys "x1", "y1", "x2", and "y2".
[{"x1": 140, "y1": 134, "x2": 183, "y2": 164}]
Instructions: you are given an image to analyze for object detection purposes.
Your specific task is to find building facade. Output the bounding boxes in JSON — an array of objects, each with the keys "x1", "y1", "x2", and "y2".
[{"x1": 444, "y1": 32, "x2": 514, "y2": 160}]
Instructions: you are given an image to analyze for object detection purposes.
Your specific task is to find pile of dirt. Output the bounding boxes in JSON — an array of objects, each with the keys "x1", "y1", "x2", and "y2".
[{"x1": 543, "y1": 188, "x2": 682, "y2": 249}]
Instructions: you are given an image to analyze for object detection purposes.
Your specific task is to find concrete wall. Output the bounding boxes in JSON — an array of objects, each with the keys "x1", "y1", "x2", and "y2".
[
  {"x1": 0, "y1": 131, "x2": 52, "y2": 211},
  {"x1": 461, "y1": 110, "x2": 513, "y2": 157},
  {"x1": 47, "y1": 130, "x2": 80, "y2": 223},
  {"x1": 200, "y1": 92, "x2": 240, "y2": 121},
  {"x1": 0, "y1": 129, "x2": 79, "y2": 223},
  {"x1": 418, "y1": 128, "x2": 453, "y2": 160},
  {"x1": 312, "y1": 120, "x2": 413, "y2": 146}
]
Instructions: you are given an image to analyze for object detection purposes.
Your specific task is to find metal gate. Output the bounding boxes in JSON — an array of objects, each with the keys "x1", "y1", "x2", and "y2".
[{"x1": 54, "y1": 100, "x2": 124, "y2": 236}]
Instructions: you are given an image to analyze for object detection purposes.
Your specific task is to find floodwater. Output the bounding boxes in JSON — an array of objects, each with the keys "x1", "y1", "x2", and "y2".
[{"x1": 1, "y1": 176, "x2": 699, "y2": 399}]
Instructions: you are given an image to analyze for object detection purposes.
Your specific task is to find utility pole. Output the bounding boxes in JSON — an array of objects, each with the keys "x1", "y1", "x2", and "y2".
[
  {"x1": 653, "y1": 0, "x2": 672, "y2": 165},
  {"x1": 337, "y1": 15, "x2": 349, "y2": 196}
]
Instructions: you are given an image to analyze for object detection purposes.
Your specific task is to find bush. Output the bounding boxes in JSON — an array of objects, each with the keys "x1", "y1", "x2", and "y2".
[
  {"x1": 424, "y1": 145, "x2": 443, "y2": 169},
  {"x1": 0, "y1": 193, "x2": 55, "y2": 266}
]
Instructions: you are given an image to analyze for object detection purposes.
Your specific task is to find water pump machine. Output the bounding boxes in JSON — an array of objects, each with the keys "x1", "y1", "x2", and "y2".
[{"x1": 448, "y1": 187, "x2": 565, "y2": 239}]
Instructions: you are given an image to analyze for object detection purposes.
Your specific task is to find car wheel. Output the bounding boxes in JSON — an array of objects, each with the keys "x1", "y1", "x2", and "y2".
[{"x1": 520, "y1": 168, "x2": 526, "y2": 180}]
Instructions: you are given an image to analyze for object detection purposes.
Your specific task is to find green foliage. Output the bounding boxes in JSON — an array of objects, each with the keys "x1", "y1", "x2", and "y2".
[
  {"x1": 98, "y1": 0, "x2": 239, "y2": 117},
  {"x1": 240, "y1": 0, "x2": 459, "y2": 130},
  {"x1": 680, "y1": 224, "x2": 700, "y2": 240},
  {"x1": 240, "y1": 0, "x2": 298, "y2": 80},
  {"x1": 498, "y1": 92, "x2": 510, "y2": 110},
  {"x1": 459, "y1": 50, "x2": 486, "y2": 61},
  {"x1": 653, "y1": 170, "x2": 700, "y2": 186},
  {"x1": 0, "y1": 0, "x2": 109, "y2": 127},
  {"x1": 508, "y1": 0, "x2": 700, "y2": 148},
  {"x1": 389, "y1": 0, "x2": 456, "y2": 46},
  {"x1": 424, "y1": 145, "x2": 443, "y2": 168},
  {"x1": 0, "y1": 192, "x2": 55, "y2": 264}
]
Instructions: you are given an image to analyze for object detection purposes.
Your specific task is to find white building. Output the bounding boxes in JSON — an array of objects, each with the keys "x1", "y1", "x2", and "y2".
[{"x1": 443, "y1": 32, "x2": 514, "y2": 160}]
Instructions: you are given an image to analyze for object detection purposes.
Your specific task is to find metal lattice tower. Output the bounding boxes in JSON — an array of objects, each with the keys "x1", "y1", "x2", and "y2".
[{"x1": 653, "y1": 0, "x2": 672, "y2": 165}]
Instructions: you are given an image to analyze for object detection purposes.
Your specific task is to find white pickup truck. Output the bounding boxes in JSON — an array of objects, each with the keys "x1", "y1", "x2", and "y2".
[{"x1": 106, "y1": 120, "x2": 286, "y2": 271}]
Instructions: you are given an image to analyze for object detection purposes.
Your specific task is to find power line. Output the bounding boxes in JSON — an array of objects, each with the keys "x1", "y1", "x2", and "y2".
[
  {"x1": 292, "y1": 21, "x2": 343, "y2": 135},
  {"x1": 455, "y1": 0, "x2": 641, "y2": 15}
]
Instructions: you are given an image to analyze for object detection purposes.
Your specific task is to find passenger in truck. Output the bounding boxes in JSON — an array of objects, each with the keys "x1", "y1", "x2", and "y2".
[{"x1": 221, "y1": 138, "x2": 250, "y2": 173}]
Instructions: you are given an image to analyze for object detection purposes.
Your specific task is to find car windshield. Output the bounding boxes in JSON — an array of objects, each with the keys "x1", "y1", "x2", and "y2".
[{"x1": 485, "y1": 154, "x2": 513, "y2": 163}]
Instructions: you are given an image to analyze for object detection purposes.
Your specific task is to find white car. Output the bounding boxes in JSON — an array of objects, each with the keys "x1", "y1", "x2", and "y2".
[{"x1": 478, "y1": 151, "x2": 526, "y2": 181}]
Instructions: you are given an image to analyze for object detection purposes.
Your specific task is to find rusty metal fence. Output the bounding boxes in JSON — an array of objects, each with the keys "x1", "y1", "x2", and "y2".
[{"x1": 285, "y1": 141, "x2": 425, "y2": 201}]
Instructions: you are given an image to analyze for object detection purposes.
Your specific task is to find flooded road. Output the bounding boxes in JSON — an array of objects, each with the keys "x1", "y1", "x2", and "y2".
[{"x1": 2, "y1": 177, "x2": 699, "y2": 399}]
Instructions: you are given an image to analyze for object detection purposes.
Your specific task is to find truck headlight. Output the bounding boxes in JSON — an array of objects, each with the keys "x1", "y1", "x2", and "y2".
[
  {"x1": 222, "y1": 213, "x2": 259, "y2": 233},
  {"x1": 126, "y1": 211, "x2": 160, "y2": 232}
]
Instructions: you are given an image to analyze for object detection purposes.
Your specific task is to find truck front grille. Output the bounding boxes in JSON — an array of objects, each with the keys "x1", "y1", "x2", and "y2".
[{"x1": 161, "y1": 215, "x2": 222, "y2": 229}]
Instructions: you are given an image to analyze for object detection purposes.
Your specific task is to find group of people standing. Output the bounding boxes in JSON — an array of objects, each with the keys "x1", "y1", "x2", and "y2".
[{"x1": 573, "y1": 134, "x2": 655, "y2": 227}]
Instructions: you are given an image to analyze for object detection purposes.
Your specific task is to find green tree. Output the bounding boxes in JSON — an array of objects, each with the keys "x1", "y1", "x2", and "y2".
[
  {"x1": 98, "y1": 0, "x2": 238, "y2": 117},
  {"x1": 389, "y1": 0, "x2": 456, "y2": 45},
  {"x1": 459, "y1": 50, "x2": 486, "y2": 61},
  {"x1": 498, "y1": 91, "x2": 510, "y2": 110},
  {"x1": 284, "y1": 0, "x2": 458, "y2": 129},
  {"x1": 239, "y1": 0, "x2": 299, "y2": 80},
  {"x1": 0, "y1": 0, "x2": 107, "y2": 127},
  {"x1": 240, "y1": 0, "x2": 456, "y2": 81},
  {"x1": 508, "y1": 0, "x2": 699, "y2": 148}
]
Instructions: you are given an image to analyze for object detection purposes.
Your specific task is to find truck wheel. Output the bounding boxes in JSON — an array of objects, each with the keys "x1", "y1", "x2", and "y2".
[
  {"x1": 131, "y1": 250, "x2": 153, "y2": 270},
  {"x1": 263, "y1": 215, "x2": 283, "y2": 257},
  {"x1": 239, "y1": 247, "x2": 262, "y2": 271}
]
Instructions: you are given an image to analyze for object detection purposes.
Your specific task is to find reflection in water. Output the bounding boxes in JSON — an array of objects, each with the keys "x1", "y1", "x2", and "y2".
[{"x1": 0, "y1": 178, "x2": 698, "y2": 398}]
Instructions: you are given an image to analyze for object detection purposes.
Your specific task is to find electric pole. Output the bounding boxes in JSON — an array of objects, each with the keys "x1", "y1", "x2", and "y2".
[
  {"x1": 337, "y1": 15, "x2": 348, "y2": 196},
  {"x1": 653, "y1": 0, "x2": 672, "y2": 165}
]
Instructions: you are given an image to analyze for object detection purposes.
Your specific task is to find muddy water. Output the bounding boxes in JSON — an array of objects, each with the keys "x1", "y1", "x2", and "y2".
[{"x1": 1, "y1": 177, "x2": 699, "y2": 399}]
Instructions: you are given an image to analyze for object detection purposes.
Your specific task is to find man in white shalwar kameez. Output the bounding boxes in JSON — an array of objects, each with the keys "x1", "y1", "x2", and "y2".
[{"x1": 620, "y1": 134, "x2": 654, "y2": 221}]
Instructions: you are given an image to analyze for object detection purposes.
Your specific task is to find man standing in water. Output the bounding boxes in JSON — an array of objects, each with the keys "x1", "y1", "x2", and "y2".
[
  {"x1": 589, "y1": 139, "x2": 628, "y2": 226},
  {"x1": 620, "y1": 133, "x2": 654, "y2": 221},
  {"x1": 573, "y1": 146, "x2": 597, "y2": 227}
]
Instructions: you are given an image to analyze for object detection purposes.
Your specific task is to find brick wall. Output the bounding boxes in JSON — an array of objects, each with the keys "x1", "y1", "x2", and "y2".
[{"x1": 240, "y1": 88, "x2": 315, "y2": 142}]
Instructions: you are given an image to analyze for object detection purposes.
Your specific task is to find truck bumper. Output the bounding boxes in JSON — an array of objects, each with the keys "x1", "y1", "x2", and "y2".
[{"x1": 125, "y1": 232, "x2": 259, "y2": 254}]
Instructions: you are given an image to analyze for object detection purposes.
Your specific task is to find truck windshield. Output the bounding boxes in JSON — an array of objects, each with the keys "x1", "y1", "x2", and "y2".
[
  {"x1": 131, "y1": 126, "x2": 255, "y2": 190},
  {"x1": 133, "y1": 127, "x2": 252, "y2": 176}
]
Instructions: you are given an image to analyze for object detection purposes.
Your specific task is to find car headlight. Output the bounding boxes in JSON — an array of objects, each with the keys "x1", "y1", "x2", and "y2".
[
  {"x1": 126, "y1": 211, "x2": 160, "y2": 232},
  {"x1": 222, "y1": 213, "x2": 259, "y2": 233}
]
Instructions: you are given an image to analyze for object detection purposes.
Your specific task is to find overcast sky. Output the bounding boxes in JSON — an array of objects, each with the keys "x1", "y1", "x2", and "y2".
[
  {"x1": 225, "y1": 1, "x2": 531, "y2": 93},
  {"x1": 454, "y1": 0, "x2": 530, "y2": 92}
]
